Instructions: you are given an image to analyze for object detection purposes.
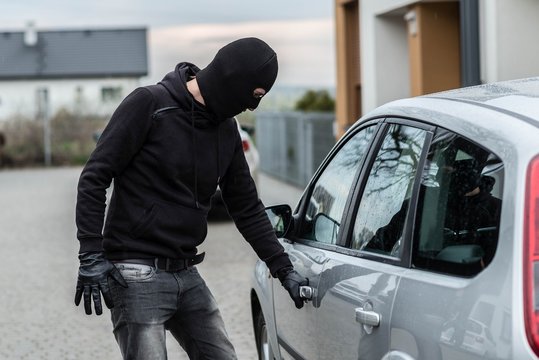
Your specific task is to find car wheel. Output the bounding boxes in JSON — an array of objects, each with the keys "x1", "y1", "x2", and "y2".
[{"x1": 255, "y1": 311, "x2": 274, "y2": 360}]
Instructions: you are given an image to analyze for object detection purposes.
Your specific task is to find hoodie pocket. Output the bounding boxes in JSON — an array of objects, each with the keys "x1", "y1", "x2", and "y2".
[{"x1": 130, "y1": 202, "x2": 208, "y2": 244}]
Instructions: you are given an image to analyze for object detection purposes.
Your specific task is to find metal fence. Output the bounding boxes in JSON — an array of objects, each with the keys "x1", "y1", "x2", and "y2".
[{"x1": 255, "y1": 111, "x2": 336, "y2": 187}]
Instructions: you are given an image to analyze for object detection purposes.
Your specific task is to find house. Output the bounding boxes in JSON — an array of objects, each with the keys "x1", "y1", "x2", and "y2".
[
  {"x1": 0, "y1": 23, "x2": 147, "y2": 120},
  {"x1": 334, "y1": 0, "x2": 539, "y2": 138}
]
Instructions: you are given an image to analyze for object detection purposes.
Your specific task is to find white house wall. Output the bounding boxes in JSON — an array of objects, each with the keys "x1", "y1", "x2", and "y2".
[
  {"x1": 0, "y1": 77, "x2": 140, "y2": 120},
  {"x1": 360, "y1": 0, "x2": 539, "y2": 115},
  {"x1": 375, "y1": 15, "x2": 410, "y2": 109},
  {"x1": 480, "y1": 0, "x2": 539, "y2": 83},
  {"x1": 361, "y1": 0, "x2": 414, "y2": 114}
]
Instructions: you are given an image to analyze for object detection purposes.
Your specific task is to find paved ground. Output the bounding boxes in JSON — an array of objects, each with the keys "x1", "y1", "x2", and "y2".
[{"x1": 0, "y1": 167, "x2": 303, "y2": 360}]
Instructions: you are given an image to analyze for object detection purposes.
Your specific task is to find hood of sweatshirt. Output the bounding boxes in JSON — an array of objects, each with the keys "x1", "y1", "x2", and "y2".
[
  {"x1": 197, "y1": 37, "x2": 278, "y2": 119},
  {"x1": 159, "y1": 62, "x2": 220, "y2": 127}
]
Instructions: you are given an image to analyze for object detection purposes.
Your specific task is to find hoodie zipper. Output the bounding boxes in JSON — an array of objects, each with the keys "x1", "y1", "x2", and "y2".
[{"x1": 151, "y1": 104, "x2": 201, "y2": 209}]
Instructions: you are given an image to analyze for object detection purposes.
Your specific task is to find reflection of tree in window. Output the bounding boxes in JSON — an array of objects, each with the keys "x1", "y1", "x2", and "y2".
[
  {"x1": 366, "y1": 125, "x2": 422, "y2": 196},
  {"x1": 301, "y1": 126, "x2": 375, "y2": 243},
  {"x1": 352, "y1": 125, "x2": 427, "y2": 254}
]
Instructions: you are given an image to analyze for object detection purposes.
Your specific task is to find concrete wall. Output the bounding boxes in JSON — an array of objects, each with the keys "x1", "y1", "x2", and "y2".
[
  {"x1": 0, "y1": 77, "x2": 140, "y2": 120},
  {"x1": 361, "y1": 0, "x2": 413, "y2": 114},
  {"x1": 480, "y1": 0, "x2": 539, "y2": 83},
  {"x1": 375, "y1": 14, "x2": 410, "y2": 106},
  {"x1": 359, "y1": 0, "x2": 539, "y2": 115}
]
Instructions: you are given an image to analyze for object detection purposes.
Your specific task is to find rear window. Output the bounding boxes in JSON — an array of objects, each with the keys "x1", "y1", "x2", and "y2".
[{"x1": 412, "y1": 129, "x2": 503, "y2": 276}]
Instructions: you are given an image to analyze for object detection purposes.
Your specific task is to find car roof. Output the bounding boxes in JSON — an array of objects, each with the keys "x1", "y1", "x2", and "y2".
[
  {"x1": 423, "y1": 77, "x2": 539, "y2": 123},
  {"x1": 356, "y1": 76, "x2": 539, "y2": 136},
  {"x1": 353, "y1": 77, "x2": 539, "y2": 162}
]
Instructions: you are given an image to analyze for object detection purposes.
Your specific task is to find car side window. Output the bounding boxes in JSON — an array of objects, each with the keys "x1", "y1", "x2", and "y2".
[
  {"x1": 412, "y1": 129, "x2": 503, "y2": 276},
  {"x1": 351, "y1": 124, "x2": 427, "y2": 258},
  {"x1": 300, "y1": 126, "x2": 376, "y2": 244}
]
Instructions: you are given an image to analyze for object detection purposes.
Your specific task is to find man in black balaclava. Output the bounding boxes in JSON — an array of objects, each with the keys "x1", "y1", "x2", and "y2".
[
  {"x1": 197, "y1": 37, "x2": 279, "y2": 118},
  {"x1": 74, "y1": 37, "x2": 308, "y2": 359}
]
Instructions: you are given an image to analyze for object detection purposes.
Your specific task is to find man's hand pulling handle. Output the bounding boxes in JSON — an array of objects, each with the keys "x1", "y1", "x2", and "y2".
[{"x1": 277, "y1": 266, "x2": 309, "y2": 309}]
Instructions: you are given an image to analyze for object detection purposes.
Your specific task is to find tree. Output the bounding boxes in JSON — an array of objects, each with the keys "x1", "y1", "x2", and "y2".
[{"x1": 294, "y1": 90, "x2": 335, "y2": 112}]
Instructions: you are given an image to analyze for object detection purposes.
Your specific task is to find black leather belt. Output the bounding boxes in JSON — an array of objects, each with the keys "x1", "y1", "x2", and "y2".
[{"x1": 113, "y1": 252, "x2": 205, "y2": 272}]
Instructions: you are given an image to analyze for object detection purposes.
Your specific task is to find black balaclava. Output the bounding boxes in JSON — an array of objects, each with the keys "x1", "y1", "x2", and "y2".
[
  {"x1": 449, "y1": 159, "x2": 481, "y2": 197},
  {"x1": 196, "y1": 37, "x2": 278, "y2": 119}
]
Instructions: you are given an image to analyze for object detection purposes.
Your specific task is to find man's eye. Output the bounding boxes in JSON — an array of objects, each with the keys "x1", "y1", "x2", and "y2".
[{"x1": 253, "y1": 90, "x2": 266, "y2": 99}]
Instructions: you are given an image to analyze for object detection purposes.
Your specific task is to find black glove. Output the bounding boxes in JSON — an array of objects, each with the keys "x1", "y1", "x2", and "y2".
[
  {"x1": 277, "y1": 266, "x2": 309, "y2": 309},
  {"x1": 75, "y1": 252, "x2": 128, "y2": 315}
]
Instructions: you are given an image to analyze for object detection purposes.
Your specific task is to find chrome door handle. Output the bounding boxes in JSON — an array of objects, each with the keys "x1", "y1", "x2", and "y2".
[
  {"x1": 355, "y1": 307, "x2": 380, "y2": 327},
  {"x1": 299, "y1": 286, "x2": 314, "y2": 300}
]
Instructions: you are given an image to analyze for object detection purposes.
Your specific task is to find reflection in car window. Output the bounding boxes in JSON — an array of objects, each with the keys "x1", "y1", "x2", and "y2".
[
  {"x1": 413, "y1": 129, "x2": 503, "y2": 276},
  {"x1": 351, "y1": 124, "x2": 427, "y2": 257},
  {"x1": 301, "y1": 126, "x2": 376, "y2": 244}
]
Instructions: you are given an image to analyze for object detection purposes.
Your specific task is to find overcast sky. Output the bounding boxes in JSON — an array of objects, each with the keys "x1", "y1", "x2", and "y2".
[{"x1": 1, "y1": 1, "x2": 336, "y2": 88}]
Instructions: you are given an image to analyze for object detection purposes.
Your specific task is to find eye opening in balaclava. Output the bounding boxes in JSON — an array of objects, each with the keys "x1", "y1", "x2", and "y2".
[{"x1": 196, "y1": 37, "x2": 278, "y2": 120}]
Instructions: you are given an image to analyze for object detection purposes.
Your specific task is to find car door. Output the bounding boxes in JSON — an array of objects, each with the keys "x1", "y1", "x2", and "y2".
[
  {"x1": 315, "y1": 121, "x2": 432, "y2": 359},
  {"x1": 272, "y1": 122, "x2": 379, "y2": 360},
  {"x1": 389, "y1": 128, "x2": 506, "y2": 359}
]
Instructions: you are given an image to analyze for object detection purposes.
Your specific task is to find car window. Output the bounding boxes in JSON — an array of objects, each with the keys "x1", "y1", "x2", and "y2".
[
  {"x1": 300, "y1": 126, "x2": 376, "y2": 244},
  {"x1": 351, "y1": 124, "x2": 427, "y2": 258},
  {"x1": 413, "y1": 128, "x2": 503, "y2": 276}
]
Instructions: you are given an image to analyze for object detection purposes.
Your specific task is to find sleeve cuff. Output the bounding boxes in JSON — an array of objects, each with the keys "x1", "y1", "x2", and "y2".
[
  {"x1": 78, "y1": 237, "x2": 104, "y2": 253},
  {"x1": 266, "y1": 254, "x2": 293, "y2": 278}
]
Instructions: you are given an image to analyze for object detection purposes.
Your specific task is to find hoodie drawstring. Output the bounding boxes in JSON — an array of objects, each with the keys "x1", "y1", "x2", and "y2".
[
  {"x1": 217, "y1": 124, "x2": 221, "y2": 186},
  {"x1": 190, "y1": 98, "x2": 200, "y2": 209}
]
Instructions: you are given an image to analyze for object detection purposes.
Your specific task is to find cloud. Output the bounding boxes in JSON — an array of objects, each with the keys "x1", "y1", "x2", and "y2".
[{"x1": 146, "y1": 19, "x2": 335, "y2": 87}]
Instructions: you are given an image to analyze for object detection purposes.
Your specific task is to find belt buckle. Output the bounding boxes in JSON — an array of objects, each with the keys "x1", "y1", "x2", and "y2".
[{"x1": 163, "y1": 258, "x2": 188, "y2": 272}]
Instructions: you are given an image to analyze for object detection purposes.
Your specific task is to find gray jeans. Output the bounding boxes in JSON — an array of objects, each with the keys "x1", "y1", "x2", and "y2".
[{"x1": 109, "y1": 263, "x2": 237, "y2": 360}]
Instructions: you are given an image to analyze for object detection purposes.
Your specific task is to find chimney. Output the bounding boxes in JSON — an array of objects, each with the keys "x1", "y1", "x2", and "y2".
[{"x1": 24, "y1": 21, "x2": 38, "y2": 47}]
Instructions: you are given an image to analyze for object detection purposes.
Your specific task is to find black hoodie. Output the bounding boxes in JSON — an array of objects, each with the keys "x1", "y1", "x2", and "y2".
[{"x1": 76, "y1": 63, "x2": 291, "y2": 275}]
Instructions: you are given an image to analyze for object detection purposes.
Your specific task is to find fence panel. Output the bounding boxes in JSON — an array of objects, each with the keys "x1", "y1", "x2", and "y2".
[{"x1": 256, "y1": 111, "x2": 335, "y2": 187}]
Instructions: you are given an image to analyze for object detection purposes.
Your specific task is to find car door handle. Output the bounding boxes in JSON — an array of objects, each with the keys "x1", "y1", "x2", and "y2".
[
  {"x1": 355, "y1": 307, "x2": 380, "y2": 327},
  {"x1": 299, "y1": 286, "x2": 314, "y2": 300}
]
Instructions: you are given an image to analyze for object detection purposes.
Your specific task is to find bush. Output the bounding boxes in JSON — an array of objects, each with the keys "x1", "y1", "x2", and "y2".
[
  {"x1": 294, "y1": 90, "x2": 335, "y2": 112},
  {"x1": 0, "y1": 109, "x2": 108, "y2": 168}
]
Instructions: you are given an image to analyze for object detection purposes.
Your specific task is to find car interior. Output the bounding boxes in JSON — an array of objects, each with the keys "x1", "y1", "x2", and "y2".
[{"x1": 413, "y1": 132, "x2": 504, "y2": 276}]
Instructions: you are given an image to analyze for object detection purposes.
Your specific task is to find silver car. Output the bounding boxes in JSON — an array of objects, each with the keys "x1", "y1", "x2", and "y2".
[{"x1": 251, "y1": 77, "x2": 539, "y2": 359}]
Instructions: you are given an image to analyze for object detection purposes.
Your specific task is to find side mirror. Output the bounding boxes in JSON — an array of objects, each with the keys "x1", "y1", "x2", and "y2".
[
  {"x1": 265, "y1": 204, "x2": 292, "y2": 238},
  {"x1": 313, "y1": 213, "x2": 339, "y2": 243}
]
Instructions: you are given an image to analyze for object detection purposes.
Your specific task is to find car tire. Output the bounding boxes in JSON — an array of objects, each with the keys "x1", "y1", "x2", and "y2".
[{"x1": 255, "y1": 311, "x2": 274, "y2": 360}]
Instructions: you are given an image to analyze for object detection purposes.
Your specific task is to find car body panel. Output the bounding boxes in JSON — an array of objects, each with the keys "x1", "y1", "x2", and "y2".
[
  {"x1": 316, "y1": 252, "x2": 405, "y2": 359},
  {"x1": 366, "y1": 93, "x2": 538, "y2": 359},
  {"x1": 252, "y1": 259, "x2": 280, "y2": 357},
  {"x1": 251, "y1": 77, "x2": 539, "y2": 359},
  {"x1": 272, "y1": 241, "x2": 326, "y2": 359}
]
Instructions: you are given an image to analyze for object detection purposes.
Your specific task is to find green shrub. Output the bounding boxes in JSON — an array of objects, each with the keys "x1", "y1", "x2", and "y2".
[{"x1": 294, "y1": 90, "x2": 335, "y2": 112}]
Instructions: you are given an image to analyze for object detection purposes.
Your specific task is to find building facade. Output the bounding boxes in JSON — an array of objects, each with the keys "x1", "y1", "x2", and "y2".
[
  {"x1": 335, "y1": 0, "x2": 539, "y2": 138},
  {"x1": 0, "y1": 25, "x2": 147, "y2": 120}
]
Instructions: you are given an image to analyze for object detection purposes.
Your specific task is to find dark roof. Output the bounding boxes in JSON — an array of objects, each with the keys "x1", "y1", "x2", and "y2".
[{"x1": 0, "y1": 28, "x2": 148, "y2": 79}]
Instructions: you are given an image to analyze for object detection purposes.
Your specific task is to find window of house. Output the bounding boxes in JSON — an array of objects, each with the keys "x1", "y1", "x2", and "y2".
[
  {"x1": 300, "y1": 126, "x2": 376, "y2": 244},
  {"x1": 101, "y1": 86, "x2": 123, "y2": 103},
  {"x1": 351, "y1": 124, "x2": 427, "y2": 258},
  {"x1": 412, "y1": 129, "x2": 503, "y2": 276}
]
